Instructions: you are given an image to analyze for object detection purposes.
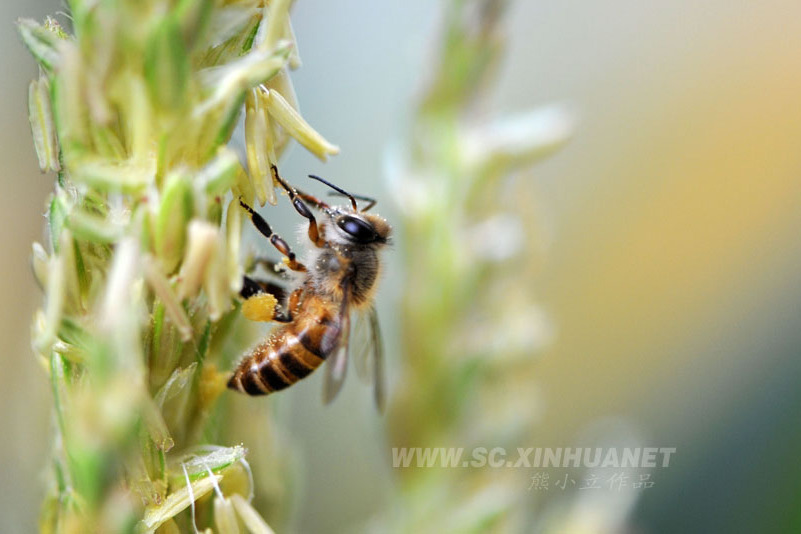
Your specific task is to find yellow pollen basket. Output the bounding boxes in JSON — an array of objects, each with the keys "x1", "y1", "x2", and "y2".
[{"x1": 242, "y1": 293, "x2": 278, "y2": 322}]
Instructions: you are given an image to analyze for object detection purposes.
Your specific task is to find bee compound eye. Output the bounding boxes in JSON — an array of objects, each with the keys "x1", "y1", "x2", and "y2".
[{"x1": 337, "y1": 216, "x2": 376, "y2": 243}]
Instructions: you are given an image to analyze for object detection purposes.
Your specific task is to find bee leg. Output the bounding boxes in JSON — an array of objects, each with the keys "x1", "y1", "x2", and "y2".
[
  {"x1": 250, "y1": 256, "x2": 288, "y2": 275},
  {"x1": 261, "y1": 287, "x2": 302, "y2": 324},
  {"x1": 240, "y1": 275, "x2": 293, "y2": 323},
  {"x1": 240, "y1": 275, "x2": 286, "y2": 301},
  {"x1": 239, "y1": 199, "x2": 307, "y2": 272},
  {"x1": 240, "y1": 275, "x2": 263, "y2": 299},
  {"x1": 271, "y1": 165, "x2": 326, "y2": 247},
  {"x1": 294, "y1": 189, "x2": 330, "y2": 211}
]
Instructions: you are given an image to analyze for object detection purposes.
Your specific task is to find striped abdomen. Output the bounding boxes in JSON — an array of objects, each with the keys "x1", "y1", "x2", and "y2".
[{"x1": 228, "y1": 295, "x2": 342, "y2": 396}]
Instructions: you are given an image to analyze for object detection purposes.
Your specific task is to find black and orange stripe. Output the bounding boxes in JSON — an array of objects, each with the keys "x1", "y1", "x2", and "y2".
[{"x1": 228, "y1": 294, "x2": 340, "y2": 395}]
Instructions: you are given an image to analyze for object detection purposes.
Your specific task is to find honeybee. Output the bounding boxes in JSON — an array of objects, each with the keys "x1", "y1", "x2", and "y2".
[{"x1": 228, "y1": 166, "x2": 391, "y2": 409}]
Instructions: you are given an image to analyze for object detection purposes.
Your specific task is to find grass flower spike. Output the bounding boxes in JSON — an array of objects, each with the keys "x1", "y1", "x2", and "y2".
[{"x1": 18, "y1": 1, "x2": 337, "y2": 531}]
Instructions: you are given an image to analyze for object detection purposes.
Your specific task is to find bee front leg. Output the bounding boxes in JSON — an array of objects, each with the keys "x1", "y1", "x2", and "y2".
[{"x1": 271, "y1": 165, "x2": 326, "y2": 248}]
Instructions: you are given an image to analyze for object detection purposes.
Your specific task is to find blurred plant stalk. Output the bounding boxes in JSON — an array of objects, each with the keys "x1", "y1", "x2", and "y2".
[
  {"x1": 387, "y1": 0, "x2": 572, "y2": 530},
  {"x1": 19, "y1": 1, "x2": 338, "y2": 532}
]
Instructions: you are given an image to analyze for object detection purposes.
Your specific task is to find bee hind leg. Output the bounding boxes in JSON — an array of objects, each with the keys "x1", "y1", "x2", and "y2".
[
  {"x1": 240, "y1": 275, "x2": 285, "y2": 300},
  {"x1": 240, "y1": 275, "x2": 293, "y2": 323}
]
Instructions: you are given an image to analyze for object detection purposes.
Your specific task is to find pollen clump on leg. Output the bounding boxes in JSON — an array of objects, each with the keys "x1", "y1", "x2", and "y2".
[{"x1": 242, "y1": 293, "x2": 278, "y2": 322}]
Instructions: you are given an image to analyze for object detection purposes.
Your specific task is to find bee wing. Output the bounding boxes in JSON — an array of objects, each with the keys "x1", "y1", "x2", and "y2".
[
  {"x1": 351, "y1": 306, "x2": 386, "y2": 411},
  {"x1": 322, "y1": 287, "x2": 351, "y2": 405},
  {"x1": 369, "y1": 307, "x2": 386, "y2": 412},
  {"x1": 352, "y1": 310, "x2": 373, "y2": 383}
]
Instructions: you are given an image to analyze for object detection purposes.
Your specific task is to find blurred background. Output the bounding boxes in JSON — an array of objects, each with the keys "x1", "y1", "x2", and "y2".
[{"x1": 3, "y1": 0, "x2": 801, "y2": 532}]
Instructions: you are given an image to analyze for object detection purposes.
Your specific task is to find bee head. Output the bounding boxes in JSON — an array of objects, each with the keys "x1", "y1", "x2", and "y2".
[
  {"x1": 331, "y1": 211, "x2": 391, "y2": 246},
  {"x1": 304, "y1": 174, "x2": 391, "y2": 247}
]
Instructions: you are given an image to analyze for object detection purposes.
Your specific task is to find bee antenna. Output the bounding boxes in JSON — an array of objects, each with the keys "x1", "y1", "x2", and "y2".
[
  {"x1": 326, "y1": 192, "x2": 378, "y2": 211},
  {"x1": 307, "y1": 175, "x2": 378, "y2": 211},
  {"x1": 307, "y1": 175, "x2": 359, "y2": 211}
]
